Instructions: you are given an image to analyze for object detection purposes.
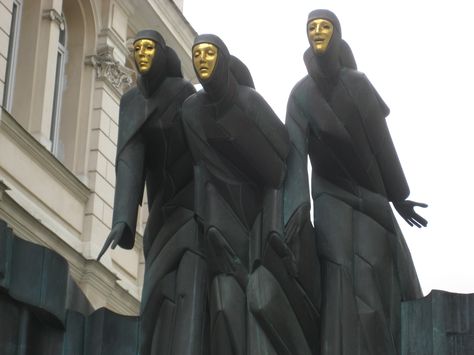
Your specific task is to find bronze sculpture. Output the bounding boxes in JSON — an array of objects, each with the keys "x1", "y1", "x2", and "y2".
[
  {"x1": 182, "y1": 34, "x2": 318, "y2": 355},
  {"x1": 285, "y1": 9, "x2": 427, "y2": 355},
  {"x1": 98, "y1": 30, "x2": 207, "y2": 355}
]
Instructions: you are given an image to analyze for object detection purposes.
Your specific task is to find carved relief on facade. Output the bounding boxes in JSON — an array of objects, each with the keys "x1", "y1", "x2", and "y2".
[{"x1": 87, "y1": 46, "x2": 135, "y2": 93}]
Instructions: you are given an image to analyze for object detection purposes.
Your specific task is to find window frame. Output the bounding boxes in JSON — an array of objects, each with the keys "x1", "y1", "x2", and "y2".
[
  {"x1": 2, "y1": 0, "x2": 23, "y2": 112},
  {"x1": 50, "y1": 17, "x2": 67, "y2": 157}
]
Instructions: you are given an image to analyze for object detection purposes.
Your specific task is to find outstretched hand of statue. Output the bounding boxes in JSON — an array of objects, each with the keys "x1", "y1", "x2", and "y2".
[
  {"x1": 393, "y1": 200, "x2": 428, "y2": 228},
  {"x1": 97, "y1": 222, "x2": 128, "y2": 261}
]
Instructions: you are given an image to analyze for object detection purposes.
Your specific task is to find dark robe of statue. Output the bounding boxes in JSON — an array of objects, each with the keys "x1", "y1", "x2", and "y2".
[
  {"x1": 285, "y1": 10, "x2": 427, "y2": 355},
  {"x1": 182, "y1": 34, "x2": 317, "y2": 355},
  {"x1": 99, "y1": 30, "x2": 207, "y2": 355}
]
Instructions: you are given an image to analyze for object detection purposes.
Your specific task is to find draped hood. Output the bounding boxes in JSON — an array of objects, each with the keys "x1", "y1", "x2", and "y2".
[
  {"x1": 304, "y1": 10, "x2": 359, "y2": 98},
  {"x1": 193, "y1": 34, "x2": 254, "y2": 111},
  {"x1": 134, "y1": 30, "x2": 183, "y2": 98},
  {"x1": 306, "y1": 10, "x2": 342, "y2": 78}
]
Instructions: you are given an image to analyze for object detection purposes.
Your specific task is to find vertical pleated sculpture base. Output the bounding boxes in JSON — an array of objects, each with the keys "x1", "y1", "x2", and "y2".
[
  {"x1": 0, "y1": 219, "x2": 140, "y2": 355},
  {"x1": 402, "y1": 290, "x2": 474, "y2": 355}
]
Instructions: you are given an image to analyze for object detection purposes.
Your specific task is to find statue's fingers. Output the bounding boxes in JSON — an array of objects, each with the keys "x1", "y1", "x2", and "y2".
[
  {"x1": 413, "y1": 214, "x2": 428, "y2": 227},
  {"x1": 412, "y1": 202, "x2": 428, "y2": 208},
  {"x1": 111, "y1": 234, "x2": 120, "y2": 249},
  {"x1": 97, "y1": 237, "x2": 113, "y2": 261},
  {"x1": 409, "y1": 217, "x2": 422, "y2": 228}
]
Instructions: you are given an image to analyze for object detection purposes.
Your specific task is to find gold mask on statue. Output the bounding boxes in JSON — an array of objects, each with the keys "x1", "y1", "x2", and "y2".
[
  {"x1": 192, "y1": 43, "x2": 218, "y2": 80},
  {"x1": 307, "y1": 19, "x2": 334, "y2": 54},
  {"x1": 134, "y1": 39, "x2": 156, "y2": 73}
]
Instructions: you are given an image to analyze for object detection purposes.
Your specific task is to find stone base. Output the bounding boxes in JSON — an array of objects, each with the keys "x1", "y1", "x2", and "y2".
[
  {"x1": 402, "y1": 290, "x2": 474, "y2": 355},
  {"x1": 0, "y1": 219, "x2": 140, "y2": 355},
  {"x1": 3, "y1": 218, "x2": 474, "y2": 355}
]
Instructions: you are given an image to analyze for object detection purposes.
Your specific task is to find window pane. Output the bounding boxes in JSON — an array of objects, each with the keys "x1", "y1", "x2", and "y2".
[
  {"x1": 2, "y1": 2, "x2": 21, "y2": 111},
  {"x1": 50, "y1": 51, "x2": 63, "y2": 145}
]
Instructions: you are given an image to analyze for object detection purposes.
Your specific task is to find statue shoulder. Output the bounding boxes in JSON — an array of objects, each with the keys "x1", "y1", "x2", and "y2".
[
  {"x1": 236, "y1": 84, "x2": 258, "y2": 102},
  {"x1": 292, "y1": 75, "x2": 313, "y2": 94},
  {"x1": 287, "y1": 75, "x2": 314, "y2": 111},
  {"x1": 120, "y1": 86, "x2": 140, "y2": 104},
  {"x1": 340, "y1": 68, "x2": 371, "y2": 88},
  {"x1": 289, "y1": 75, "x2": 317, "y2": 101},
  {"x1": 167, "y1": 77, "x2": 195, "y2": 90},
  {"x1": 184, "y1": 90, "x2": 205, "y2": 105},
  {"x1": 160, "y1": 77, "x2": 195, "y2": 97},
  {"x1": 182, "y1": 91, "x2": 206, "y2": 117},
  {"x1": 235, "y1": 85, "x2": 274, "y2": 118},
  {"x1": 340, "y1": 68, "x2": 390, "y2": 116}
]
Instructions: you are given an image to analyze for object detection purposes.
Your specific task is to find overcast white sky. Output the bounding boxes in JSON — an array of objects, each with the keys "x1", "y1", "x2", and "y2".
[{"x1": 184, "y1": 0, "x2": 474, "y2": 295}]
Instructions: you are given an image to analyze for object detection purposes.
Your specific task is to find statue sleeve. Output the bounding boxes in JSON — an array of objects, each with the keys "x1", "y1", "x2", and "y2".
[
  {"x1": 181, "y1": 100, "x2": 215, "y2": 226},
  {"x1": 181, "y1": 81, "x2": 197, "y2": 103},
  {"x1": 111, "y1": 133, "x2": 146, "y2": 249},
  {"x1": 283, "y1": 92, "x2": 311, "y2": 225},
  {"x1": 247, "y1": 91, "x2": 290, "y2": 188},
  {"x1": 355, "y1": 74, "x2": 410, "y2": 201}
]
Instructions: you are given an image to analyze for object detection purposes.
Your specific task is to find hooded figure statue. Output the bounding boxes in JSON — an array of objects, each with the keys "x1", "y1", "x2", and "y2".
[
  {"x1": 98, "y1": 30, "x2": 207, "y2": 355},
  {"x1": 284, "y1": 9, "x2": 427, "y2": 355},
  {"x1": 182, "y1": 34, "x2": 317, "y2": 355}
]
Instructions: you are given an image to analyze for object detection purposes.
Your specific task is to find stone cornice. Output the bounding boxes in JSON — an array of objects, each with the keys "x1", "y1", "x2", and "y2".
[
  {"x1": 0, "y1": 109, "x2": 90, "y2": 203},
  {"x1": 0, "y1": 189, "x2": 83, "y2": 256},
  {"x1": 0, "y1": 180, "x2": 9, "y2": 201},
  {"x1": 0, "y1": 193, "x2": 140, "y2": 315},
  {"x1": 114, "y1": 0, "x2": 137, "y2": 17},
  {"x1": 149, "y1": 0, "x2": 196, "y2": 53},
  {"x1": 81, "y1": 260, "x2": 140, "y2": 314}
]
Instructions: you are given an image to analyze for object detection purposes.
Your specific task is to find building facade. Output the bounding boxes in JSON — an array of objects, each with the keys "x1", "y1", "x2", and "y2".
[{"x1": 0, "y1": 0, "x2": 196, "y2": 315}]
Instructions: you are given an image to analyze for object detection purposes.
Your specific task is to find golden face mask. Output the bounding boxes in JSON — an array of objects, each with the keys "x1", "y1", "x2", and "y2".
[
  {"x1": 307, "y1": 19, "x2": 334, "y2": 54},
  {"x1": 134, "y1": 39, "x2": 156, "y2": 73},
  {"x1": 193, "y1": 43, "x2": 218, "y2": 80}
]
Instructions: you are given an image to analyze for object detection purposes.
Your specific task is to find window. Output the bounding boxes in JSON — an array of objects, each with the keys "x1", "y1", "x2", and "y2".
[
  {"x1": 2, "y1": 0, "x2": 22, "y2": 112},
  {"x1": 50, "y1": 19, "x2": 67, "y2": 157}
]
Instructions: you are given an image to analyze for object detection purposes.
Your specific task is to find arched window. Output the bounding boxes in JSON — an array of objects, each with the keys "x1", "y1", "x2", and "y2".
[
  {"x1": 2, "y1": 0, "x2": 23, "y2": 112},
  {"x1": 50, "y1": 18, "x2": 67, "y2": 158}
]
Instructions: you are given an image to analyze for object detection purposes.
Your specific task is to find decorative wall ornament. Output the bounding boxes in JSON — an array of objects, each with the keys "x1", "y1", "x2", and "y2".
[
  {"x1": 43, "y1": 9, "x2": 66, "y2": 31},
  {"x1": 86, "y1": 46, "x2": 135, "y2": 93}
]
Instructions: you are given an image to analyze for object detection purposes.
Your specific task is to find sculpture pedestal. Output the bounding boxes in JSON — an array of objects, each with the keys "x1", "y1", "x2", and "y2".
[
  {"x1": 0, "y1": 219, "x2": 140, "y2": 355},
  {"x1": 402, "y1": 290, "x2": 474, "y2": 355},
  {"x1": 3, "y1": 218, "x2": 474, "y2": 355}
]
